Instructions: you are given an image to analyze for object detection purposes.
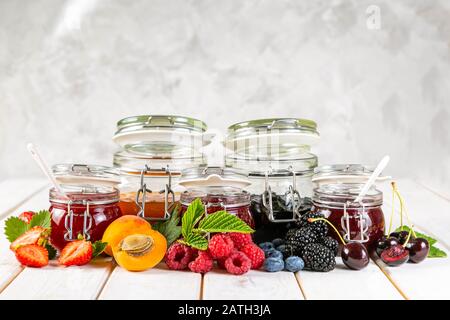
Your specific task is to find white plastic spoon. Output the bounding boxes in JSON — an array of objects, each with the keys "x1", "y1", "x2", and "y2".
[
  {"x1": 27, "y1": 143, "x2": 68, "y2": 199},
  {"x1": 354, "y1": 155, "x2": 390, "y2": 205}
]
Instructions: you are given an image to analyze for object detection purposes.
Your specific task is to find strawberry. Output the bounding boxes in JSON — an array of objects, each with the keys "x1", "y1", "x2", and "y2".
[
  {"x1": 18, "y1": 211, "x2": 34, "y2": 224},
  {"x1": 15, "y1": 244, "x2": 49, "y2": 267},
  {"x1": 10, "y1": 226, "x2": 49, "y2": 251},
  {"x1": 58, "y1": 239, "x2": 93, "y2": 266}
]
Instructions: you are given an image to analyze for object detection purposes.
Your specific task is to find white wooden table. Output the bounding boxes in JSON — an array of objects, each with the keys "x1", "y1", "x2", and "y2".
[{"x1": 0, "y1": 178, "x2": 448, "y2": 300}]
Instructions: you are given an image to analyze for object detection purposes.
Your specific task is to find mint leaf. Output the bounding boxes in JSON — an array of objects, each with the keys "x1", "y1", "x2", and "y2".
[
  {"x1": 153, "y1": 206, "x2": 182, "y2": 246},
  {"x1": 429, "y1": 246, "x2": 447, "y2": 258},
  {"x1": 179, "y1": 233, "x2": 208, "y2": 250},
  {"x1": 92, "y1": 241, "x2": 108, "y2": 257},
  {"x1": 196, "y1": 211, "x2": 254, "y2": 234},
  {"x1": 181, "y1": 198, "x2": 204, "y2": 239},
  {"x1": 4, "y1": 217, "x2": 30, "y2": 242},
  {"x1": 46, "y1": 244, "x2": 57, "y2": 260},
  {"x1": 29, "y1": 210, "x2": 51, "y2": 229},
  {"x1": 395, "y1": 226, "x2": 437, "y2": 246}
]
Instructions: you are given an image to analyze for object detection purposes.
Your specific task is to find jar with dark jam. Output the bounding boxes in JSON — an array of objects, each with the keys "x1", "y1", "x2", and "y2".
[
  {"x1": 49, "y1": 164, "x2": 122, "y2": 250},
  {"x1": 312, "y1": 164, "x2": 387, "y2": 250},
  {"x1": 178, "y1": 167, "x2": 254, "y2": 228},
  {"x1": 224, "y1": 118, "x2": 320, "y2": 242}
]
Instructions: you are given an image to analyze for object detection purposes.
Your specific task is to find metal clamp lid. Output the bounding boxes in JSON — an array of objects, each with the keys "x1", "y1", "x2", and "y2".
[
  {"x1": 135, "y1": 165, "x2": 175, "y2": 221},
  {"x1": 340, "y1": 202, "x2": 369, "y2": 243},
  {"x1": 64, "y1": 200, "x2": 93, "y2": 241},
  {"x1": 261, "y1": 167, "x2": 303, "y2": 223}
]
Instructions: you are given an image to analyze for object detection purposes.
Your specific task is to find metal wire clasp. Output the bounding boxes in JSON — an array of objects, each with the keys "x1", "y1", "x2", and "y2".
[
  {"x1": 64, "y1": 200, "x2": 93, "y2": 241},
  {"x1": 262, "y1": 167, "x2": 302, "y2": 223},
  {"x1": 340, "y1": 202, "x2": 369, "y2": 243},
  {"x1": 135, "y1": 164, "x2": 174, "y2": 221}
]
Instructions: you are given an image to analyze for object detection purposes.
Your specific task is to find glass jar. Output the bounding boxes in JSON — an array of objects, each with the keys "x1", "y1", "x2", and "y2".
[
  {"x1": 179, "y1": 167, "x2": 255, "y2": 228},
  {"x1": 113, "y1": 115, "x2": 211, "y2": 221},
  {"x1": 312, "y1": 164, "x2": 386, "y2": 250},
  {"x1": 225, "y1": 118, "x2": 320, "y2": 242},
  {"x1": 49, "y1": 164, "x2": 122, "y2": 250}
]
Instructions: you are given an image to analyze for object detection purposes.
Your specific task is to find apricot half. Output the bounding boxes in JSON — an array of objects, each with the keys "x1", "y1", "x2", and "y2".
[
  {"x1": 102, "y1": 215, "x2": 152, "y2": 256},
  {"x1": 113, "y1": 230, "x2": 167, "y2": 272}
]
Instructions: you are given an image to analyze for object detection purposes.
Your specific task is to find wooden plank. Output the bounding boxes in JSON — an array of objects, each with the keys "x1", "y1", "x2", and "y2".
[
  {"x1": 203, "y1": 269, "x2": 304, "y2": 300},
  {"x1": 297, "y1": 259, "x2": 403, "y2": 300},
  {"x1": 0, "y1": 179, "x2": 48, "y2": 220},
  {"x1": 0, "y1": 258, "x2": 114, "y2": 300},
  {"x1": 375, "y1": 178, "x2": 450, "y2": 299},
  {"x1": 99, "y1": 264, "x2": 201, "y2": 300}
]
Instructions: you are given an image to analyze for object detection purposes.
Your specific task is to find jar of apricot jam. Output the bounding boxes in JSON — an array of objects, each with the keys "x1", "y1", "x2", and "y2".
[
  {"x1": 112, "y1": 115, "x2": 210, "y2": 222},
  {"x1": 49, "y1": 164, "x2": 122, "y2": 250},
  {"x1": 179, "y1": 167, "x2": 255, "y2": 228},
  {"x1": 224, "y1": 118, "x2": 320, "y2": 242},
  {"x1": 312, "y1": 164, "x2": 386, "y2": 250}
]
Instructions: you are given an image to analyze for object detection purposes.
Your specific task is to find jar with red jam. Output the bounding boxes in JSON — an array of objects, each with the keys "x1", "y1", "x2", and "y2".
[
  {"x1": 224, "y1": 118, "x2": 320, "y2": 242},
  {"x1": 112, "y1": 115, "x2": 211, "y2": 221},
  {"x1": 50, "y1": 164, "x2": 122, "y2": 250},
  {"x1": 178, "y1": 167, "x2": 255, "y2": 228},
  {"x1": 312, "y1": 164, "x2": 387, "y2": 250}
]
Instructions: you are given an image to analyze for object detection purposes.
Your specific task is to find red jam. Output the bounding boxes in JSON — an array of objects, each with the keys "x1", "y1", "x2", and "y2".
[
  {"x1": 312, "y1": 204, "x2": 385, "y2": 250},
  {"x1": 49, "y1": 189, "x2": 122, "y2": 250},
  {"x1": 180, "y1": 191, "x2": 255, "y2": 229}
]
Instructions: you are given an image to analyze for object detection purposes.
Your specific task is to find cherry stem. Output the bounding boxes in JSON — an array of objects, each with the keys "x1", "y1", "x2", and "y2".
[
  {"x1": 392, "y1": 182, "x2": 417, "y2": 238},
  {"x1": 308, "y1": 218, "x2": 346, "y2": 246},
  {"x1": 388, "y1": 182, "x2": 396, "y2": 235},
  {"x1": 402, "y1": 225, "x2": 414, "y2": 248}
]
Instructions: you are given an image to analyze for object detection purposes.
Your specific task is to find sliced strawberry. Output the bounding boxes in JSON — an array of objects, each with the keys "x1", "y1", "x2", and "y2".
[
  {"x1": 18, "y1": 211, "x2": 34, "y2": 224},
  {"x1": 15, "y1": 244, "x2": 49, "y2": 268},
  {"x1": 10, "y1": 226, "x2": 49, "y2": 251},
  {"x1": 58, "y1": 239, "x2": 93, "y2": 266}
]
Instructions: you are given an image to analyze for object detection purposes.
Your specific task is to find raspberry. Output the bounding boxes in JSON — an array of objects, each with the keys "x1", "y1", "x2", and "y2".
[
  {"x1": 240, "y1": 243, "x2": 265, "y2": 269},
  {"x1": 228, "y1": 232, "x2": 253, "y2": 250},
  {"x1": 208, "y1": 234, "x2": 234, "y2": 259},
  {"x1": 165, "y1": 243, "x2": 195, "y2": 270},
  {"x1": 188, "y1": 250, "x2": 214, "y2": 273},
  {"x1": 224, "y1": 251, "x2": 251, "y2": 275}
]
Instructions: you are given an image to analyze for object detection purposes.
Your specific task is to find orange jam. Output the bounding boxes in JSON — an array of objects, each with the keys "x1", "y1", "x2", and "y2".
[{"x1": 119, "y1": 191, "x2": 179, "y2": 219}]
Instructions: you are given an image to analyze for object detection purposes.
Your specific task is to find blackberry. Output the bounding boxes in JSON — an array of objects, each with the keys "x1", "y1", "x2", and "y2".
[
  {"x1": 285, "y1": 227, "x2": 319, "y2": 256},
  {"x1": 320, "y1": 236, "x2": 339, "y2": 256},
  {"x1": 296, "y1": 211, "x2": 328, "y2": 239},
  {"x1": 302, "y1": 243, "x2": 336, "y2": 272}
]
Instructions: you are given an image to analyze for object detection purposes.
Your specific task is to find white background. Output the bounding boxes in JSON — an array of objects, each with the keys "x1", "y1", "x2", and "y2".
[{"x1": 0, "y1": 0, "x2": 449, "y2": 195}]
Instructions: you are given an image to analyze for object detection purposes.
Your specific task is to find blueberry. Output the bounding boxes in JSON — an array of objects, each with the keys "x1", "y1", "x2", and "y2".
[
  {"x1": 285, "y1": 256, "x2": 305, "y2": 272},
  {"x1": 272, "y1": 238, "x2": 285, "y2": 247},
  {"x1": 259, "y1": 242, "x2": 274, "y2": 251},
  {"x1": 266, "y1": 249, "x2": 283, "y2": 260},
  {"x1": 263, "y1": 257, "x2": 284, "y2": 272}
]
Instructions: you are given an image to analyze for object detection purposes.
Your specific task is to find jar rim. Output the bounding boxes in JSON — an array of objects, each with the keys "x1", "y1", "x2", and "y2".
[
  {"x1": 49, "y1": 187, "x2": 120, "y2": 205},
  {"x1": 227, "y1": 117, "x2": 318, "y2": 135},
  {"x1": 180, "y1": 188, "x2": 250, "y2": 207},
  {"x1": 116, "y1": 115, "x2": 207, "y2": 133},
  {"x1": 313, "y1": 186, "x2": 383, "y2": 208}
]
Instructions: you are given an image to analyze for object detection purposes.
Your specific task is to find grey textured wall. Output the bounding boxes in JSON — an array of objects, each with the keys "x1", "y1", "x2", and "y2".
[{"x1": 0, "y1": 0, "x2": 449, "y2": 195}]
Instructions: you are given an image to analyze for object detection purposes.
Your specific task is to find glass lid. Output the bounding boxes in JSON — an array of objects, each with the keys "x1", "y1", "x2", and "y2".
[
  {"x1": 113, "y1": 115, "x2": 214, "y2": 154},
  {"x1": 312, "y1": 164, "x2": 391, "y2": 184},
  {"x1": 113, "y1": 150, "x2": 206, "y2": 175},
  {"x1": 225, "y1": 118, "x2": 320, "y2": 153},
  {"x1": 52, "y1": 164, "x2": 121, "y2": 187},
  {"x1": 179, "y1": 166, "x2": 251, "y2": 189}
]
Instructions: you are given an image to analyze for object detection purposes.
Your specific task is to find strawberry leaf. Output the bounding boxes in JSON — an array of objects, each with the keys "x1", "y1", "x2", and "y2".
[
  {"x1": 29, "y1": 210, "x2": 51, "y2": 229},
  {"x1": 46, "y1": 244, "x2": 58, "y2": 260},
  {"x1": 4, "y1": 217, "x2": 29, "y2": 242},
  {"x1": 196, "y1": 211, "x2": 254, "y2": 234},
  {"x1": 92, "y1": 241, "x2": 108, "y2": 257}
]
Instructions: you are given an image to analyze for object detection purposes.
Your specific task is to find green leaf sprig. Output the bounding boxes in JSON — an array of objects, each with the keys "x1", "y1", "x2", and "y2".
[
  {"x1": 4, "y1": 210, "x2": 52, "y2": 243},
  {"x1": 178, "y1": 198, "x2": 254, "y2": 250}
]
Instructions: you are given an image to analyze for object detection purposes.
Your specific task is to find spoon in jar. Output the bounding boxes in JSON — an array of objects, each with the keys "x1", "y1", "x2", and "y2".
[
  {"x1": 27, "y1": 143, "x2": 69, "y2": 199},
  {"x1": 354, "y1": 155, "x2": 390, "y2": 205}
]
